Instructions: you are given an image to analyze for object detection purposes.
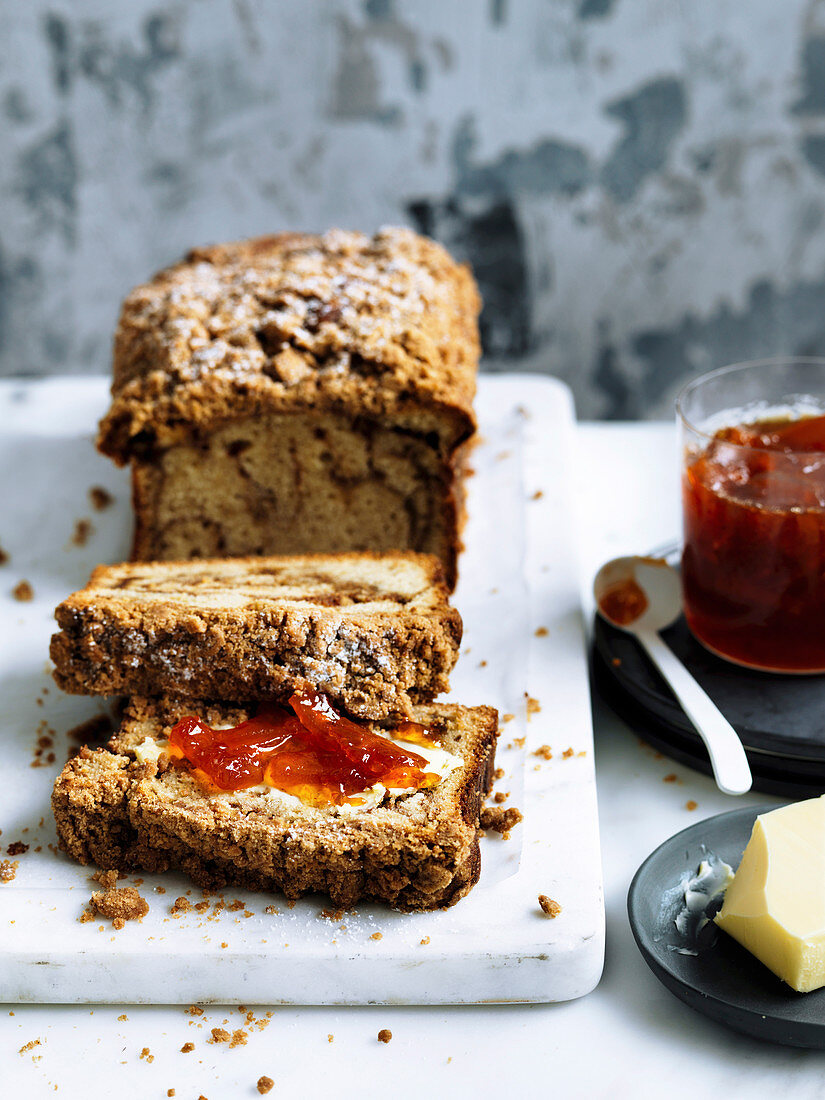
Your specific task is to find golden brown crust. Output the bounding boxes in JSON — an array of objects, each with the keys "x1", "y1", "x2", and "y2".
[
  {"x1": 98, "y1": 228, "x2": 480, "y2": 465},
  {"x1": 50, "y1": 552, "x2": 462, "y2": 719},
  {"x1": 52, "y1": 697, "x2": 499, "y2": 912}
]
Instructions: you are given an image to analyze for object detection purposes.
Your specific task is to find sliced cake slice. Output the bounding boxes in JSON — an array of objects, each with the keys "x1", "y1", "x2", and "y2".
[
  {"x1": 52, "y1": 695, "x2": 499, "y2": 912},
  {"x1": 50, "y1": 552, "x2": 461, "y2": 720}
]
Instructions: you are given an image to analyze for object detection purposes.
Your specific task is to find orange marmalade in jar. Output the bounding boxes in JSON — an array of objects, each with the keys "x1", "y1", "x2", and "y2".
[{"x1": 678, "y1": 360, "x2": 825, "y2": 673}]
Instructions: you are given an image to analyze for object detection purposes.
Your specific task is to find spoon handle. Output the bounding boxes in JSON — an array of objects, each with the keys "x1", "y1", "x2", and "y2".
[{"x1": 637, "y1": 630, "x2": 753, "y2": 796}]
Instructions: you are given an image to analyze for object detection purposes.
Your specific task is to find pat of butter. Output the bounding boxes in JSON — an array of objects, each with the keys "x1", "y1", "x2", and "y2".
[{"x1": 715, "y1": 796, "x2": 825, "y2": 992}]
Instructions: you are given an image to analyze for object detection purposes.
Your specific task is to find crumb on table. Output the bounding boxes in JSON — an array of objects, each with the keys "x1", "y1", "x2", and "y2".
[
  {"x1": 538, "y1": 895, "x2": 562, "y2": 918},
  {"x1": 534, "y1": 626, "x2": 548, "y2": 637},
  {"x1": 533, "y1": 745, "x2": 553, "y2": 760},
  {"x1": 12, "y1": 580, "x2": 33, "y2": 601},
  {"x1": 686, "y1": 800, "x2": 698, "y2": 811},
  {"x1": 0, "y1": 544, "x2": 8, "y2": 565},
  {"x1": 180, "y1": 1042, "x2": 195, "y2": 1053},
  {"x1": 257, "y1": 1077, "x2": 274, "y2": 1095},
  {"x1": 377, "y1": 1029, "x2": 392, "y2": 1044},
  {"x1": 526, "y1": 696, "x2": 541, "y2": 717}
]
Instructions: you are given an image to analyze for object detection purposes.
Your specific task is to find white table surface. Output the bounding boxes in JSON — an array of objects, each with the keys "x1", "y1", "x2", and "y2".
[{"x1": 5, "y1": 421, "x2": 819, "y2": 1100}]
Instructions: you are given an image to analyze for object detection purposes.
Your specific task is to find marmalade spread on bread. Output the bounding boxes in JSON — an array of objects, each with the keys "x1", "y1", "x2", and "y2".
[
  {"x1": 682, "y1": 413, "x2": 825, "y2": 671},
  {"x1": 167, "y1": 688, "x2": 442, "y2": 806}
]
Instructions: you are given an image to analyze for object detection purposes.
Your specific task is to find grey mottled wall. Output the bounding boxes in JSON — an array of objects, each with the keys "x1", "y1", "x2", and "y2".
[{"x1": 4, "y1": 0, "x2": 825, "y2": 417}]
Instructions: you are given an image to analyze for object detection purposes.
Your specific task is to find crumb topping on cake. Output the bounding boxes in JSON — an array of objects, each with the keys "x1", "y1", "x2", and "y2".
[{"x1": 99, "y1": 227, "x2": 480, "y2": 463}]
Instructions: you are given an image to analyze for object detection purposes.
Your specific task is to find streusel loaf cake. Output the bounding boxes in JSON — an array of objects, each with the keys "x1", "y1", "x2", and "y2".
[
  {"x1": 50, "y1": 552, "x2": 461, "y2": 720},
  {"x1": 97, "y1": 228, "x2": 480, "y2": 588},
  {"x1": 52, "y1": 696, "x2": 499, "y2": 912}
]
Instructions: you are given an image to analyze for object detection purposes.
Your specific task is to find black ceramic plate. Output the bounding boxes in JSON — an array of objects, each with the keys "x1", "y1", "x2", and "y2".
[
  {"x1": 628, "y1": 806, "x2": 825, "y2": 1048},
  {"x1": 593, "y1": 545, "x2": 825, "y2": 796}
]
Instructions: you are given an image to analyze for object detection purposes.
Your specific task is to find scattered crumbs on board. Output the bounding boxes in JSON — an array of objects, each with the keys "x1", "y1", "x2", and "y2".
[
  {"x1": 480, "y1": 806, "x2": 523, "y2": 839},
  {"x1": 1, "y1": 860, "x2": 18, "y2": 883},
  {"x1": 70, "y1": 518, "x2": 95, "y2": 547},
  {"x1": 89, "y1": 486, "x2": 114, "y2": 511},
  {"x1": 538, "y1": 895, "x2": 562, "y2": 918},
  {"x1": 84, "y1": 885, "x2": 149, "y2": 929}
]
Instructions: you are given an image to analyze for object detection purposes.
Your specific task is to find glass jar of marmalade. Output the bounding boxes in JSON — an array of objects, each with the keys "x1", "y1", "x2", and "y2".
[{"x1": 677, "y1": 359, "x2": 825, "y2": 673}]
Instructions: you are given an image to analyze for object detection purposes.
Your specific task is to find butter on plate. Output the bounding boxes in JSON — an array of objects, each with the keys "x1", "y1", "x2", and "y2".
[{"x1": 715, "y1": 796, "x2": 825, "y2": 993}]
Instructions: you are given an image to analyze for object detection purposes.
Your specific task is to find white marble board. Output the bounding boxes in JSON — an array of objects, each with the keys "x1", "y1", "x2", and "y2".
[{"x1": 0, "y1": 374, "x2": 603, "y2": 1005}]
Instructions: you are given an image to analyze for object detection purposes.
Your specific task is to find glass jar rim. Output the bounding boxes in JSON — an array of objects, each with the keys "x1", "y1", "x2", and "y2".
[{"x1": 675, "y1": 357, "x2": 825, "y2": 453}]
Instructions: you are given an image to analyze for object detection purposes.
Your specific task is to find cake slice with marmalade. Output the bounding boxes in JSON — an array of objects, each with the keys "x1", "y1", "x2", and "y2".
[
  {"x1": 52, "y1": 693, "x2": 499, "y2": 912},
  {"x1": 50, "y1": 552, "x2": 462, "y2": 721}
]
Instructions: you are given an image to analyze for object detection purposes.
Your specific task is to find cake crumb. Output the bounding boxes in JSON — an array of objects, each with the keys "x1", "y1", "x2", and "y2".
[
  {"x1": 480, "y1": 806, "x2": 523, "y2": 839},
  {"x1": 1, "y1": 860, "x2": 18, "y2": 883},
  {"x1": 172, "y1": 896, "x2": 192, "y2": 914},
  {"x1": 377, "y1": 1029, "x2": 392, "y2": 1044},
  {"x1": 538, "y1": 895, "x2": 562, "y2": 918},
  {"x1": 327, "y1": 1034, "x2": 334, "y2": 1043},
  {"x1": 531, "y1": 489, "x2": 543, "y2": 500},
  {"x1": 493, "y1": 791, "x2": 509, "y2": 804},
  {"x1": 70, "y1": 518, "x2": 95, "y2": 547},
  {"x1": 7, "y1": 841, "x2": 28, "y2": 856},
  {"x1": 370, "y1": 932, "x2": 383, "y2": 941},
  {"x1": 612, "y1": 657, "x2": 622, "y2": 667},
  {"x1": 512, "y1": 736, "x2": 526, "y2": 748},
  {"x1": 501, "y1": 714, "x2": 514, "y2": 724},
  {"x1": 186, "y1": 1005, "x2": 204, "y2": 1016},
  {"x1": 533, "y1": 745, "x2": 553, "y2": 760},
  {"x1": 526, "y1": 696, "x2": 541, "y2": 717},
  {"x1": 228, "y1": 899, "x2": 245, "y2": 911},
  {"x1": 88, "y1": 885, "x2": 149, "y2": 926},
  {"x1": 0, "y1": 544, "x2": 8, "y2": 564},
  {"x1": 19, "y1": 1039, "x2": 41, "y2": 1054},
  {"x1": 562, "y1": 747, "x2": 575, "y2": 759},
  {"x1": 12, "y1": 580, "x2": 33, "y2": 601},
  {"x1": 180, "y1": 1042, "x2": 195, "y2": 1053},
  {"x1": 493, "y1": 767, "x2": 505, "y2": 780},
  {"x1": 230, "y1": 1029, "x2": 248, "y2": 1048},
  {"x1": 686, "y1": 800, "x2": 698, "y2": 811},
  {"x1": 89, "y1": 486, "x2": 114, "y2": 511},
  {"x1": 92, "y1": 869, "x2": 122, "y2": 888},
  {"x1": 419, "y1": 936, "x2": 430, "y2": 945},
  {"x1": 264, "y1": 905, "x2": 278, "y2": 915},
  {"x1": 663, "y1": 773, "x2": 677, "y2": 783},
  {"x1": 167, "y1": 1091, "x2": 176, "y2": 1098},
  {"x1": 209, "y1": 1028, "x2": 230, "y2": 1044},
  {"x1": 257, "y1": 1078, "x2": 274, "y2": 1095},
  {"x1": 139, "y1": 1047, "x2": 154, "y2": 1063},
  {"x1": 534, "y1": 626, "x2": 548, "y2": 637}
]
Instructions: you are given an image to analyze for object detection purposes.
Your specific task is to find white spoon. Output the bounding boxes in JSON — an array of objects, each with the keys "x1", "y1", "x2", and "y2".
[{"x1": 594, "y1": 555, "x2": 752, "y2": 797}]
